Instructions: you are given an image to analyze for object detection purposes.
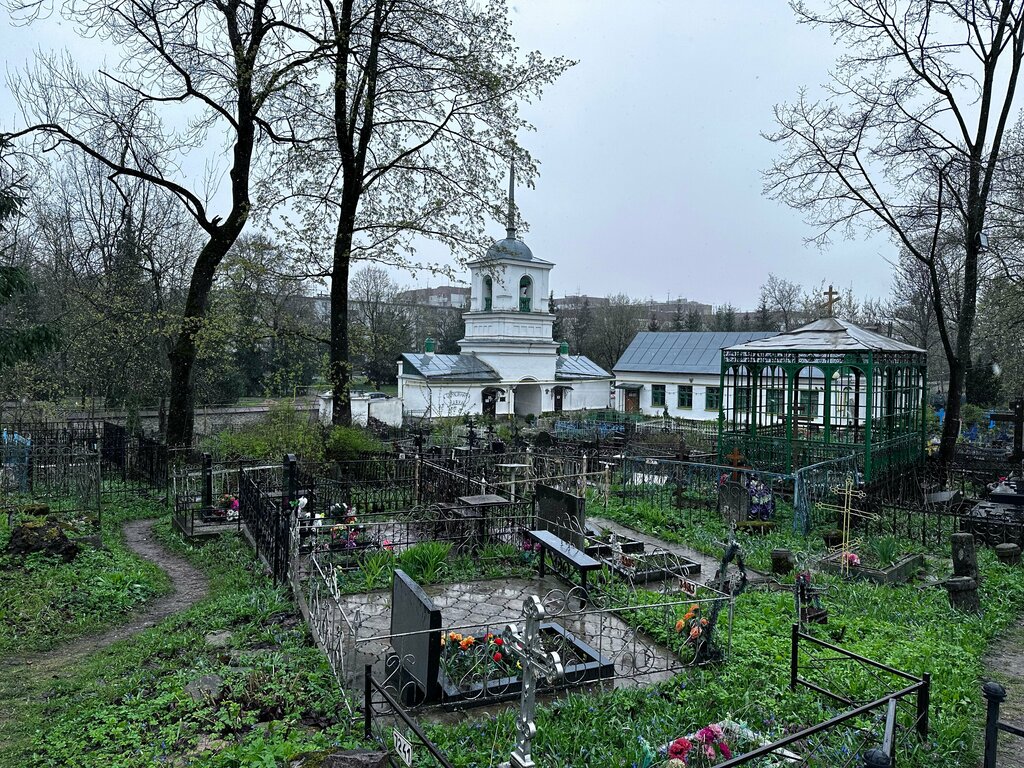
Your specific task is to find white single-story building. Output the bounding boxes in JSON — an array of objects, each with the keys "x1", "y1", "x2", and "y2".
[
  {"x1": 612, "y1": 331, "x2": 777, "y2": 419},
  {"x1": 397, "y1": 174, "x2": 612, "y2": 419}
]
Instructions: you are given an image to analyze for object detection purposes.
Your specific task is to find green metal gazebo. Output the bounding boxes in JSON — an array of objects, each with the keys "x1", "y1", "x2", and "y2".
[{"x1": 716, "y1": 318, "x2": 927, "y2": 482}]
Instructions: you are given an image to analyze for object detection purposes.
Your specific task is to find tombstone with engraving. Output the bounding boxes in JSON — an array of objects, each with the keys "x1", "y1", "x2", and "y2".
[{"x1": 718, "y1": 481, "x2": 750, "y2": 526}]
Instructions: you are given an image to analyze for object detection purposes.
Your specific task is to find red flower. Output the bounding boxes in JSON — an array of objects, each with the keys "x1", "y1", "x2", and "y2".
[
  {"x1": 668, "y1": 737, "x2": 692, "y2": 760},
  {"x1": 494, "y1": 637, "x2": 503, "y2": 646},
  {"x1": 492, "y1": 652, "x2": 503, "y2": 662}
]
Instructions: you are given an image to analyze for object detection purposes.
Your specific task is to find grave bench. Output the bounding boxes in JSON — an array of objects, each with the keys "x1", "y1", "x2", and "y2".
[{"x1": 526, "y1": 529, "x2": 603, "y2": 606}]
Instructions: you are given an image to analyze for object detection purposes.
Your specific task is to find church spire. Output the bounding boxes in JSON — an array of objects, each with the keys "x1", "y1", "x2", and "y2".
[{"x1": 505, "y1": 161, "x2": 516, "y2": 240}]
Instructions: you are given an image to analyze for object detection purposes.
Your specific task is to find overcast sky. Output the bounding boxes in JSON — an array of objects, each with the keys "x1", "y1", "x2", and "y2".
[{"x1": 0, "y1": 1, "x2": 897, "y2": 310}]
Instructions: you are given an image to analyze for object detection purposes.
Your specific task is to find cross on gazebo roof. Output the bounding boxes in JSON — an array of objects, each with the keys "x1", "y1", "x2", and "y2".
[{"x1": 823, "y1": 284, "x2": 840, "y2": 317}]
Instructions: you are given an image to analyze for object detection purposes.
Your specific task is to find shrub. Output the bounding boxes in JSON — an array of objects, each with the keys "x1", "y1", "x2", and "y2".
[
  {"x1": 203, "y1": 402, "x2": 326, "y2": 461},
  {"x1": 325, "y1": 425, "x2": 384, "y2": 462},
  {"x1": 398, "y1": 541, "x2": 452, "y2": 584}
]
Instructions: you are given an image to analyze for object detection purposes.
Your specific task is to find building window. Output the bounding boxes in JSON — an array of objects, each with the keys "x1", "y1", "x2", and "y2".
[
  {"x1": 766, "y1": 388, "x2": 783, "y2": 416},
  {"x1": 735, "y1": 387, "x2": 751, "y2": 413},
  {"x1": 705, "y1": 386, "x2": 721, "y2": 411},
  {"x1": 651, "y1": 384, "x2": 666, "y2": 408},
  {"x1": 519, "y1": 275, "x2": 533, "y2": 312},
  {"x1": 483, "y1": 276, "x2": 493, "y2": 311},
  {"x1": 677, "y1": 385, "x2": 693, "y2": 409},
  {"x1": 798, "y1": 390, "x2": 819, "y2": 419}
]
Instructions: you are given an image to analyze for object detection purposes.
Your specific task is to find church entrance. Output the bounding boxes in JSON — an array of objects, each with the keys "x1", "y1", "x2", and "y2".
[
  {"x1": 553, "y1": 387, "x2": 563, "y2": 413},
  {"x1": 514, "y1": 382, "x2": 542, "y2": 420},
  {"x1": 482, "y1": 388, "x2": 500, "y2": 418}
]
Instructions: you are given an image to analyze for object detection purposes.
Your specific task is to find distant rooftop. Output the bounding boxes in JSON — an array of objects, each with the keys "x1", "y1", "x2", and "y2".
[
  {"x1": 401, "y1": 353, "x2": 499, "y2": 382},
  {"x1": 614, "y1": 331, "x2": 778, "y2": 375},
  {"x1": 556, "y1": 355, "x2": 612, "y2": 380}
]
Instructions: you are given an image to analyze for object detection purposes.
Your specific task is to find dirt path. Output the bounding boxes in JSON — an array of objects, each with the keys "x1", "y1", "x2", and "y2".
[
  {"x1": 2, "y1": 518, "x2": 208, "y2": 677},
  {"x1": 983, "y1": 619, "x2": 1024, "y2": 767}
]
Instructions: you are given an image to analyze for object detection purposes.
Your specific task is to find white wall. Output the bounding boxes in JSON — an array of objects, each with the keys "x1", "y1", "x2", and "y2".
[{"x1": 614, "y1": 372, "x2": 723, "y2": 420}]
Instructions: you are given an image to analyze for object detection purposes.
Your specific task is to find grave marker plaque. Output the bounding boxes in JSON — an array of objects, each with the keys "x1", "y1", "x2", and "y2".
[
  {"x1": 390, "y1": 569, "x2": 442, "y2": 703},
  {"x1": 718, "y1": 481, "x2": 749, "y2": 525},
  {"x1": 535, "y1": 484, "x2": 585, "y2": 548}
]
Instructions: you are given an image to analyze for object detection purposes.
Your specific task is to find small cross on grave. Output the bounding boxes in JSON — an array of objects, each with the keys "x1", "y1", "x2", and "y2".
[
  {"x1": 823, "y1": 284, "x2": 840, "y2": 317},
  {"x1": 725, "y1": 447, "x2": 745, "y2": 481},
  {"x1": 500, "y1": 595, "x2": 564, "y2": 768},
  {"x1": 817, "y1": 476, "x2": 876, "y2": 575}
]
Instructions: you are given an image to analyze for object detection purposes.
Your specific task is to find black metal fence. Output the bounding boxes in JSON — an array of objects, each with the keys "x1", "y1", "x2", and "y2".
[
  {"x1": 982, "y1": 680, "x2": 1024, "y2": 768},
  {"x1": 364, "y1": 665, "x2": 455, "y2": 768},
  {"x1": 719, "y1": 625, "x2": 929, "y2": 767}
]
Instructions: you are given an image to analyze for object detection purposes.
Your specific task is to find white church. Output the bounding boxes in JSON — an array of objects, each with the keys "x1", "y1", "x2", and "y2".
[{"x1": 397, "y1": 174, "x2": 612, "y2": 420}]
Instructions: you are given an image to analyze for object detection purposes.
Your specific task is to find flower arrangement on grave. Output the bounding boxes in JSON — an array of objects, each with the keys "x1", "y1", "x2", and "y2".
[
  {"x1": 842, "y1": 552, "x2": 861, "y2": 568},
  {"x1": 439, "y1": 631, "x2": 518, "y2": 686},
  {"x1": 521, "y1": 535, "x2": 542, "y2": 564},
  {"x1": 664, "y1": 724, "x2": 732, "y2": 766},
  {"x1": 746, "y1": 478, "x2": 774, "y2": 521},
  {"x1": 674, "y1": 603, "x2": 710, "y2": 648},
  {"x1": 218, "y1": 494, "x2": 239, "y2": 520},
  {"x1": 325, "y1": 502, "x2": 374, "y2": 551}
]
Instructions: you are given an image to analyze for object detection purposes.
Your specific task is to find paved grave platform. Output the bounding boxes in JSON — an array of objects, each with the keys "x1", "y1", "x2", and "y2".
[
  {"x1": 339, "y1": 575, "x2": 681, "y2": 698},
  {"x1": 587, "y1": 516, "x2": 770, "y2": 586}
]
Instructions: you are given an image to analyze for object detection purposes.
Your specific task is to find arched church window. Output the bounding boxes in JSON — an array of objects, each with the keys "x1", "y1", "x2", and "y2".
[
  {"x1": 483, "y1": 276, "x2": 493, "y2": 311},
  {"x1": 519, "y1": 276, "x2": 532, "y2": 312}
]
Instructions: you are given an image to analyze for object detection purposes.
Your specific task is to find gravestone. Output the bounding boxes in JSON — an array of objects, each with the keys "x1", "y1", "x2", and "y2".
[
  {"x1": 535, "y1": 484, "x2": 585, "y2": 548},
  {"x1": 718, "y1": 481, "x2": 749, "y2": 526},
  {"x1": 945, "y1": 576, "x2": 980, "y2": 613},
  {"x1": 951, "y1": 532, "x2": 979, "y2": 581},
  {"x1": 390, "y1": 569, "x2": 442, "y2": 704}
]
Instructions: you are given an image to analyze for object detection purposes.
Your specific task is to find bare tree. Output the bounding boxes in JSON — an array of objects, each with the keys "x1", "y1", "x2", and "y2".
[
  {"x1": 349, "y1": 265, "x2": 410, "y2": 389},
  {"x1": 274, "y1": 0, "x2": 572, "y2": 425},
  {"x1": 765, "y1": 0, "x2": 1024, "y2": 462},
  {"x1": 759, "y1": 274, "x2": 803, "y2": 330},
  {"x1": 589, "y1": 294, "x2": 645, "y2": 372},
  {"x1": 4, "y1": 0, "x2": 316, "y2": 445}
]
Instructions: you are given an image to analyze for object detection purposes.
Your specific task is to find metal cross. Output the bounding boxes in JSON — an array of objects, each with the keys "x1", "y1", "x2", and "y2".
[
  {"x1": 823, "y1": 284, "x2": 840, "y2": 316},
  {"x1": 500, "y1": 595, "x2": 564, "y2": 768},
  {"x1": 817, "y1": 476, "x2": 874, "y2": 574}
]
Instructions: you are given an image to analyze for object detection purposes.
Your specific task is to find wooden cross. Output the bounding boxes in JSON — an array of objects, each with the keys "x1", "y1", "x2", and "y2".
[
  {"x1": 725, "y1": 447, "x2": 745, "y2": 480},
  {"x1": 823, "y1": 284, "x2": 840, "y2": 317}
]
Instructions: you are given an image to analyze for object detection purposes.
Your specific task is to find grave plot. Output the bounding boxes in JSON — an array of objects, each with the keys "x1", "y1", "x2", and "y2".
[{"x1": 328, "y1": 566, "x2": 730, "y2": 710}]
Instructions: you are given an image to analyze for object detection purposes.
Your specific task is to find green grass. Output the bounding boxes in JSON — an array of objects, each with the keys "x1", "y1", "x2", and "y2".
[
  {"x1": 4, "y1": 487, "x2": 1024, "y2": 767},
  {"x1": 0, "y1": 516, "x2": 364, "y2": 767},
  {"x1": 0, "y1": 495, "x2": 172, "y2": 654}
]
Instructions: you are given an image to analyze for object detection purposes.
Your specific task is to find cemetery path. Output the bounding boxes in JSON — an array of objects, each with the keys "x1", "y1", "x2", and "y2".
[
  {"x1": 982, "y1": 618, "x2": 1024, "y2": 768},
  {"x1": 2, "y1": 518, "x2": 208, "y2": 679},
  {"x1": 588, "y1": 516, "x2": 730, "y2": 583}
]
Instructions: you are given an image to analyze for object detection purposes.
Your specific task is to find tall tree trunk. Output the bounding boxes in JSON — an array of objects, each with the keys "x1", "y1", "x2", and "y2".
[
  {"x1": 166, "y1": 232, "x2": 241, "y2": 446},
  {"x1": 939, "y1": 241, "x2": 979, "y2": 465},
  {"x1": 330, "y1": 207, "x2": 356, "y2": 427}
]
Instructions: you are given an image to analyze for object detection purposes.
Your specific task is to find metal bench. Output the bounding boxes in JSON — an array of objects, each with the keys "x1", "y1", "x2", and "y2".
[{"x1": 526, "y1": 529, "x2": 603, "y2": 605}]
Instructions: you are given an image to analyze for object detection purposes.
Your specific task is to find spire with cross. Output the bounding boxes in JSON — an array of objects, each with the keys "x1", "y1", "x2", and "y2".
[{"x1": 506, "y1": 161, "x2": 517, "y2": 240}]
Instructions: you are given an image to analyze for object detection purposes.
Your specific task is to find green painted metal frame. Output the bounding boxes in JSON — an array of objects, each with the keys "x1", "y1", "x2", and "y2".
[{"x1": 716, "y1": 346, "x2": 927, "y2": 482}]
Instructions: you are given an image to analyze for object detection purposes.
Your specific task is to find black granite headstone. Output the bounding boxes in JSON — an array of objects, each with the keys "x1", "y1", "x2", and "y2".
[
  {"x1": 535, "y1": 484, "x2": 585, "y2": 548},
  {"x1": 390, "y1": 569, "x2": 442, "y2": 704}
]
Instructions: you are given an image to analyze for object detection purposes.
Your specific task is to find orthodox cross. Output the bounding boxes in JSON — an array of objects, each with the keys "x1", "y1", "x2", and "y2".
[
  {"x1": 725, "y1": 447, "x2": 745, "y2": 481},
  {"x1": 823, "y1": 284, "x2": 840, "y2": 317},
  {"x1": 817, "y1": 476, "x2": 875, "y2": 574},
  {"x1": 500, "y1": 595, "x2": 564, "y2": 768}
]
